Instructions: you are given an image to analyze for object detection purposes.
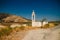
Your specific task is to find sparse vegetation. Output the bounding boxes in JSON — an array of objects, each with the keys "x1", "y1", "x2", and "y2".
[
  {"x1": 0, "y1": 24, "x2": 59, "y2": 40},
  {"x1": 0, "y1": 26, "x2": 27, "y2": 40},
  {"x1": 0, "y1": 26, "x2": 25, "y2": 37},
  {"x1": 20, "y1": 26, "x2": 25, "y2": 30},
  {"x1": 0, "y1": 27, "x2": 12, "y2": 37},
  {"x1": 43, "y1": 24, "x2": 49, "y2": 28}
]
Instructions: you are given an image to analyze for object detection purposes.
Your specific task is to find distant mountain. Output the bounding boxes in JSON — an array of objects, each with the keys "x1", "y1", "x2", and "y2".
[{"x1": 0, "y1": 13, "x2": 31, "y2": 23}]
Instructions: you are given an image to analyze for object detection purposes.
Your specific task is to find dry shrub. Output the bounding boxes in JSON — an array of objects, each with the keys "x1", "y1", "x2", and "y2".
[
  {"x1": 20, "y1": 26, "x2": 25, "y2": 30},
  {"x1": 0, "y1": 27, "x2": 12, "y2": 36},
  {"x1": 43, "y1": 24, "x2": 49, "y2": 28}
]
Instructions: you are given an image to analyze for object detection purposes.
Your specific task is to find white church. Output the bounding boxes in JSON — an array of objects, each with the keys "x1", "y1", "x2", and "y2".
[
  {"x1": 32, "y1": 10, "x2": 48, "y2": 27},
  {"x1": 10, "y1": 10, "x2": 48, "y2": 28}
]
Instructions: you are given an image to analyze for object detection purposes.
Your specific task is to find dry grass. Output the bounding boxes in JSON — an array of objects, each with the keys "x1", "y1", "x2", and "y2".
[{"x1": 0, "y1": 24, "x2": 59, "y2": 40}]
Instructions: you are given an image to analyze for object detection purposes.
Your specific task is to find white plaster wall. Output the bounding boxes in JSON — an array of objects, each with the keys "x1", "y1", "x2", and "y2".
[
  {"x1": 32, "y1": 21, "x2": 48, "y2": 27},
  {"x1": 32, "y1": 22, "x2": 42, "y2": 27},
  {"x1": 43, "y1": 21, "x2": 48, "y2": 25}
]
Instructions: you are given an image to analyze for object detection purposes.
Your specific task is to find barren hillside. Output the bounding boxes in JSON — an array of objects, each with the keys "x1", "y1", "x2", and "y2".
[{"x1": 0, "y1": 13, "x2": 31, "y2": 23}]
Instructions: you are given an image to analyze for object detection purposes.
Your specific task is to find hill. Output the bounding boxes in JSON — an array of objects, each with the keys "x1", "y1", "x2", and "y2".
[{"x1": 0, "y1": 13, "x2": 31, "y2": 23}]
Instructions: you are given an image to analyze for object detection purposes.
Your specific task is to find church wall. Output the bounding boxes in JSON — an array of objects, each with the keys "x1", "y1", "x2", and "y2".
[{"x1": 32, "y1": 22, "x2": 42, "y2": 27}]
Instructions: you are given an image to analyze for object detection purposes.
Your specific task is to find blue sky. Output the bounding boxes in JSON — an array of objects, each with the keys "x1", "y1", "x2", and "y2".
[{"x1": 0, "y1": 0, "x2": 60, "y2": 21}]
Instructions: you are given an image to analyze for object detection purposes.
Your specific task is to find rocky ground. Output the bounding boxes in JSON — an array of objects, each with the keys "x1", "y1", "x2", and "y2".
[{"x1": 0, "y1": 25, "x2": 60, "y2": 40}]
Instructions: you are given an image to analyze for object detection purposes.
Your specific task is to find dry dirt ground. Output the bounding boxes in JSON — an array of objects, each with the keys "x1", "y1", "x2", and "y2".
[{"x1": 0, "y1": 25, "x2": 60, "y2": 40}]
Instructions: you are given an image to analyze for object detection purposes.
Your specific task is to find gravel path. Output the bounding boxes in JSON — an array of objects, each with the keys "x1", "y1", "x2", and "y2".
[{"x1": 22, "y1": 25, "x2": 60, "y2": 40}]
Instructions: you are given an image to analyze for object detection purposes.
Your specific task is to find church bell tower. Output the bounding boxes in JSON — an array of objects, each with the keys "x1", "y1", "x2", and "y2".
[{"x1": 32, "y1": 10, "x2": 35, "y2": 22}]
